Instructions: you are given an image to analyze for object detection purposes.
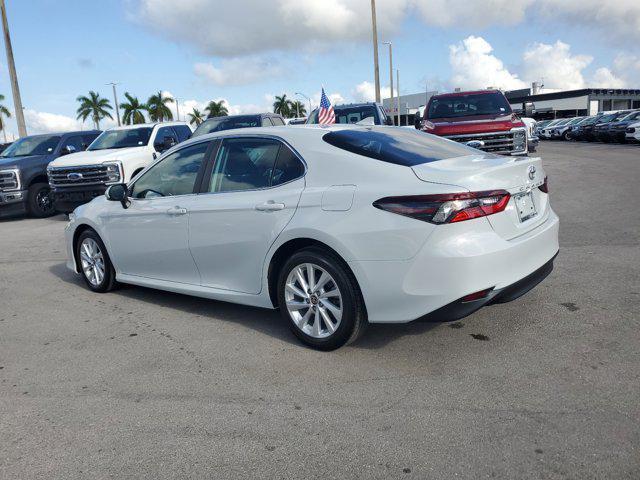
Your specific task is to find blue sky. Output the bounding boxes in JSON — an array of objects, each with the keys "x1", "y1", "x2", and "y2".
[{"x1": 1, "y1": 0, "x2": 638, "y2": 137}]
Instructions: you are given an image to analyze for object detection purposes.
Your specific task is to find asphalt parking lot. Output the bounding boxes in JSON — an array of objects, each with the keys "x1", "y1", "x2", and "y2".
[{"x1": 1, "y1": 141, "x2": 638, "y2": 479}]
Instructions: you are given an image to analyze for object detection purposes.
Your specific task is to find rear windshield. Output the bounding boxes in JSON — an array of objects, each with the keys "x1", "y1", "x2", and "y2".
[
  {"x1": 192, "y1": 115, "x2": 260, "y2": 137},
  {"x1": 308, "y1": 105, "x2": 379, "y2": 125},
  {"x1": 427, "y1": 92, "x2": 512, "y2": 120},
  {"x1": 322, "y1": 128, "x2": 478, "y2": 167}
]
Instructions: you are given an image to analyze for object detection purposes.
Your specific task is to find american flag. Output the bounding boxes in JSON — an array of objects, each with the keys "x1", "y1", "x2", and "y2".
[{"x1": 318, "y1": 88, "x2": 335, "y2": 125}]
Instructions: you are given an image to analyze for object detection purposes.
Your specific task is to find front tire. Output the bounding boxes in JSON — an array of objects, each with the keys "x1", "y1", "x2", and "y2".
[
  {"x1": 277, "y1": 248, "x2": 367, "y2": 350},
  {"x1": 76, "y1": 230, "x2": 117, "y2": 293},
  {"x1": 27, "y1": 182, "x2": 55, "y2": 218}
]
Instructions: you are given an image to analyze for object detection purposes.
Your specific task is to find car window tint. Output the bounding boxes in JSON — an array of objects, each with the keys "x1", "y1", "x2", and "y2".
[
  {"x1": 271, "y1": 144, "x2": 304, "y2": 186},
  {"x1": 63, "y1": 135, "x2": 85, "y2": 152},
  {"x1": 82, "y1": 134, "x2": 100, "y2": 149},
  {"x1": 131, "y1": 142, "x2": 209, "y2": 199},
  {"x1": 261, "y1": 117, "x2": 273, "y2": 127},
  {"x1": 209, "y1": 138, "x2": 280, "y2": 193},
  {"x1": 173, "y1": 125, "x2": 192, "y2": 142},
  {"x1": 323, "y1": 128, "x2": 479, "y2": 167}
]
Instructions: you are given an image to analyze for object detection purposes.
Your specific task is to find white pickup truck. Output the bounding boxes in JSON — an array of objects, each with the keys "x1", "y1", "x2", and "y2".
[{"x1": 47, "y1": 122, "x2": 192, "y2": 213}]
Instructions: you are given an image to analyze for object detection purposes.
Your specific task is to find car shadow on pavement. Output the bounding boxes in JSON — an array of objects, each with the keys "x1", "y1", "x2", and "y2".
[{"x1": 49, "y1": 262, "x2": 444, "y2": 350}]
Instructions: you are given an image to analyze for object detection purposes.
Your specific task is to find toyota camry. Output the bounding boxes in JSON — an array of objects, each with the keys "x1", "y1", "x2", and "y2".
[{"x1": 65, "y1": 125, "x2": 559, "y2": 350}]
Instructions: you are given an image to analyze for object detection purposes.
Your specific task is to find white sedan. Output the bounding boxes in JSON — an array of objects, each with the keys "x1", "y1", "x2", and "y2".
[
  {"x1": 626, "y1": 121, "x2": 640, "y2": 143},
  {"x1": 65, "y1": 125, "x2": 559, "y2": 350}
]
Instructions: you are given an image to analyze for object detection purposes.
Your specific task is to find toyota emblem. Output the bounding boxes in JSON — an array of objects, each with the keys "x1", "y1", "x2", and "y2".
[{"x1": 527, "y1": 165, "x2": 536, "y2": 181}]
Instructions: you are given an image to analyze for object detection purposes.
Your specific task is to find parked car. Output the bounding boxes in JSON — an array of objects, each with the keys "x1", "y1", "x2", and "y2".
[
  {"x1": 521, "y1": 117, "x2": 539, "y2": 152},
  {"x1": 0, "y1": 130, "x2": 100, "y2": 218},
  {"x1": 418, "y1": 90, "x2": 530, "y2": 155},
  {"x1": 286, "y1": 117, "x2": 308, "y2": 125},
  {"x1": 539, "y1": 118, "x2": 571, "y2": 140},
  {"x1": 64, "y1": 125, "x2": 558, "y2": 350},
  {"x1": 594, "y1": 110, "x2": 633, "y2": 142},
  {"x1": 601, "y1": 110, "x2": 640, "y2": 143},
  {"x1": 47, "y1": 122, "x2": 192, "y2": 213},
  {"x1": 191, "y1": 113, "x2": 286, "y2": 138},
  {"x1": 625, "y1": 120, "x2": 640, "y2": 143},
  {"x1": 571, "y1": 113, "x2": 609, "y2": 141},
  {"x1": 564, "y1": 116, "x2": 592, "y2": 140},
  {"x1": 551, "y1": 117, "x2": 586, "y2": 140},
  {"x1": 307, "y1": 102, "x2": 392, "y2": 126}
]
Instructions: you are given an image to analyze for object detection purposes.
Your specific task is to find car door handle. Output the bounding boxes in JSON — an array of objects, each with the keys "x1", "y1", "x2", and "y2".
[
  {"x1": 167, "y1": 206, "x2": 188, "y2": 216},
  {"x1": 255, "y1": 201, "x2": 285, "y2": 212}
]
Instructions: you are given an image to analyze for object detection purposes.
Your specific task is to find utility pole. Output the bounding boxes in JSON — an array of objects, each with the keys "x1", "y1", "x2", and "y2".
[
  {"x1": 174, "y1": 97, "x2": 180, "y2": 121},
  {"x1": 383, "y1": 42, "x2": 394, "y2": 125},
  {"x1": 107, "y1": 82, "x2": 121, "y2": 126},
  {"x1": 396, "y1": 69, "x2": 400, "y2": 126},
  {"x1": 370, "y1": 0, "x2": 381, "y2": 103},
  {"x1": 295, "y1": 92, "x2": 312, "y2": 116},
  {"x1": 0, "y1": 0, "x2": 26, "y2": 137}
]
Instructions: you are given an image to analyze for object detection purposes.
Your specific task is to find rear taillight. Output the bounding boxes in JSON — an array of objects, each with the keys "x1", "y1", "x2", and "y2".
[
  {"x1": 373, "y1": 190, "x2": 510, "y2": 224},
  {"x1": 539, "y1": 176, "x2": 549, "y2": 193}
]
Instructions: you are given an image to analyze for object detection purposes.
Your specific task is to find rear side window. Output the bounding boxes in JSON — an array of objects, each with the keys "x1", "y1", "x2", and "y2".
[
  {"x1": 323, "y1": 128, "x2": 479, "y2": 166},
  {"x1": 272, "y1": 145, "x2": 304, "y2": 186},
  {"x1": 271, "y1": 116, "x2": 285, "y2": 126}
]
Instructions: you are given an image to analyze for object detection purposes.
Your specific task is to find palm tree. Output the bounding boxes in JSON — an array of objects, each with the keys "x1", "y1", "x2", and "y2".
[
  {"x1": 273, "y1": 94, "x2": 292, "y2": 117},
  {"x1": 120, "y1": 92, "x2": 147, "y2": 125},
  {"x1": 0, "y1": 94, "x2": 11, "y2": 143},
  {"x1": 76, "y1": 91, "x2": 113, "y2": 130},
  {"x1": 146, "y1": 91, "x2": 174, "y2": 122},
  {"x1": 204, "y1": 100, "x2": 228, "y2": 118},
  {"x1": 187, "y1": 108, "x2": 205, "y2": 126},
  {"x1": 290, "y1": 100, "x2": 307, "y2": 118}
]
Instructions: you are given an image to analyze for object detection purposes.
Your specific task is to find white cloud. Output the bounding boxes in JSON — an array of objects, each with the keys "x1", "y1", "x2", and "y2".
[
  {"x1": 521, "y1": 41, "x2": 592, "y2": 90},
  {"x1": 22, "y1": 109, "x2": 82, "y2": 134},
  {"x1": 352, "y1": 81, "x2": 397, "y2": 102},
  {"x1": 449, "y1": 36, "x2": 526, "y2": 91},
  {"x1": 591, "y1": 68, "x2": 626, "y2": 89},
  {"x1": 193, "y1": 57, "x2": 283, "y2": 86},
  {"x1": 133, "y1": 0, "x2": 410, "y2": 57},
  {"x1": 413, "y1": 0, "x2": 534, "y2": 28}
]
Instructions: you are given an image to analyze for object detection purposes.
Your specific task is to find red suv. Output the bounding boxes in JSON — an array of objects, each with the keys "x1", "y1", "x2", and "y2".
[{"x1": 418, "y1": 90, "x2": 528, "y2": 156}]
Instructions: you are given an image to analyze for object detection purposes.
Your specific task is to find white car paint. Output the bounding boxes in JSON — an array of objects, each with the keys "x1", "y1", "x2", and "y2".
[
  {"x1": 48, "y1": 122, "x2": 192, "y2": 183},
  {"x1": 65, "y1": 125, "x2": 559, "y2": 328},
  {"x1": 625, "y1": 120, "x2": 640, "y2": 142}
]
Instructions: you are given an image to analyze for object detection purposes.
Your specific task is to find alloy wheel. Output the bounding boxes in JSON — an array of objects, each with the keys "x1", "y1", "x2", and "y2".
[
  {"x1": 285, "y1": 263, "x2": 343, "y2": 339},
  {"x1": 36, "y1": 187, "x2": 54, "y2": 215},
  {"x1": 80, "y1": 237, "x2": 106, "y2": 287}
]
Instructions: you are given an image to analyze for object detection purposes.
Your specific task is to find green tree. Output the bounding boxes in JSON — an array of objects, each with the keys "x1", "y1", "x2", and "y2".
[
  {"x1": 187, "y1": 108, "x2": 205, "y2": 126},
  {"x1": 146, "y1": 91, "x2": 174, "y2": 122},
  {"x1": 289, "y1": 100, "x2": 307, "y2": 118},
  {"x1": 120, "y1": 92, "x2": 147, "y2": 125},
  {"x1": 205, "y1": 100, "x2": 228, "y2": 118},
  {"x1": 0, "y1": 94, "x2": 11, "y2": 143},
  {"x1": 76, "y1": 91, "x2": 113, "y2": 130},
  {"x1": 273, "y1": 94, "x2": 292, "y2": 117}
]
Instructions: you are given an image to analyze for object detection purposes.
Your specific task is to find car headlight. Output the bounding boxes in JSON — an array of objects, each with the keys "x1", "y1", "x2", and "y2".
[
  {"x1": 0, "y1": 168, "x2": 21, "y2": 191},
  {"x1": 512, "y1": 128, "x2": 526, "y2": 151},
  {"x1": 103, "y1": 161, "x2": 123, "y2": 184}
]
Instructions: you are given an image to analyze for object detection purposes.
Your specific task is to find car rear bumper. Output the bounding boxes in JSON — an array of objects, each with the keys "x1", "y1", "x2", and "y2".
[
  {"x1": 350, "y1": 208, "x2": 560, "y2": 323},
  {"x1": 0, "y1": 189, "x2": 28, "y2": 218},
  {"x1": 52, "y1": 186, "x2": 106, "y2": 213}
]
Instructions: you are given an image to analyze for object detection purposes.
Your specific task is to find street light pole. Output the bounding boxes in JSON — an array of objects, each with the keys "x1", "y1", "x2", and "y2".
[
  {"x1": 107, "y1": 82, "x2": 121, "y2": 126},
  {"x1": 370, "y1": 0, "x2": 381, "y2": 103},
  {"x1": 396, "y1": 68, "x2": 400, "y2": 126},
  {"x1": 0, "y1": 0, "x2": 26, "y2": 137},
  {"x1": 175, "y1": 97, "x2": 180, "y2": 121},
  {"x1": 383, "y1": 42, "x2": 394, "y2": 125}
]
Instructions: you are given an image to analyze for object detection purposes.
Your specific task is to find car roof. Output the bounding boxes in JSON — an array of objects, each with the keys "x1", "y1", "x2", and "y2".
[
  {"x1": 105, "y1": 122, "x2": 188, "y2": 131},
  {"x1": 431, "y1": 89, "x2": 503, "y2": 99}
]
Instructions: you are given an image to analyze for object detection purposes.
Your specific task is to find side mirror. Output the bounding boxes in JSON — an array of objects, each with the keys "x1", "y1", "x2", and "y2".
[
  {"x1": 105, "y1": 183, "x2": 129, "y2": 209},
  {"x1": 385, "y1": 116, "x2": 394, "y2": 126},
  {"x1": 524, "y1": 102, "x2": 535, "y2": 117},
  {"x1": 60, "y1": 145, "x2": 77, "y2": 155}
]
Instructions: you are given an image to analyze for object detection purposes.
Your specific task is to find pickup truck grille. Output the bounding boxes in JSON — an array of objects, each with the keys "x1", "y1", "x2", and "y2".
[
  {"x1": 444, "y1": 131, "x2": 516, "y2": 154},
  {"x1": 48, "y1": 165, "x2": 112, "y2": 188},
  {"x1": 0, "y1": 170, "x2": 19, "y2": 191}
]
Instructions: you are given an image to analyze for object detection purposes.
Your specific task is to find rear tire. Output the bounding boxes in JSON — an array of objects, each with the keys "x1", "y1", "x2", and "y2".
[
  {"x1": 76, "y1": 230, "x2": 117, "y2": 293},
  {"x1": 27, "y1": 183, "x2": 55, "y2": 218},
  {"x1": 277, "y1": 248, "x2": 367, "y2": 350}
]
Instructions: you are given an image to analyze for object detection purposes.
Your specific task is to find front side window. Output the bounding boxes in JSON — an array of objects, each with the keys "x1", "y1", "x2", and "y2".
[
  {"x1": 1, "y1": 135, "x2": 61, "y2": 157},
  {"x1": 131, "y1": 142, "x2": 209, "y2": 199},
  {"x1": 208, "y1": 138, "x2": 282, "y2": 193}
]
